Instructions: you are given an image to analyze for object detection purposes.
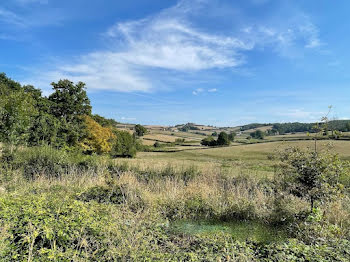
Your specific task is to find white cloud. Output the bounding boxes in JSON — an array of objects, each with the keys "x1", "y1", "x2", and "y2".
[
  {"x1": 15, "y1": 0, "x2": 48, "y2": 5},
  {"x1": 192, "y1": 88, "x2": 218, "y2": 95},
  {"x1": 24, "y1": 0, "x2": 324, "y2": 93},
  {"x1": 0, "y1": 8, "x2": 25, "y2": 27},
  {"x1": 192, "y1": 88, "x2": 204, "y2": 95},
  {"x1": 300, "y1": 21, "x2": 322, "y2": 49}
]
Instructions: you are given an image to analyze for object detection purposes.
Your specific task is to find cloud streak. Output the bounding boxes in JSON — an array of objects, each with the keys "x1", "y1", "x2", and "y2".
[{"x1": 24, "y1": 0, "x2": 324, "y2": 93}]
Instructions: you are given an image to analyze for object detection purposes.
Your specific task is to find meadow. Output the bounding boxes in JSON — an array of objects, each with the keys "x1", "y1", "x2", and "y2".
[{"x1": 1, "y1": 139, "x2": 350, "y2": 261}]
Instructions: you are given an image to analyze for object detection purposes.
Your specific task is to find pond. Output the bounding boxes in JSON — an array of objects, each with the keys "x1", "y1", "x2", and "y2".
[{"x1": 171, "y1": 219, "x2": 289, "y2": 243}]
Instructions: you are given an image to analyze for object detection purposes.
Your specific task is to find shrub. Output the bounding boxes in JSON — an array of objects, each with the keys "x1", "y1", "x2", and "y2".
[
  {"x1": 250, "y1": 130, "x2": 265, "y2": 139},
  {"x1": 276, "y1": 147, "x2": 346, "y2": 212},
  {"x1": 217, "y1": 132, "x2": 230, "y2": 146},
  {"x1": 134, "y1": 124, "x2": 147, "y2": 136},
  {"x1": 16, "y1": 146, "x2": 70, "y2": 180},
  {"x1": 110, "y1": 130, "x2": 137, "y2": 158},
  {"x1": 154, "y1": 141, "x2": 162, "y2": 148},
  {"x1": 3, "y1": 145, "x2": 105, "y2": 180},
  {"x1": 77, "y1": 185, "x2": 125, "y2": 204},
  {"x1": 201, "y1": 136, "x2": 216, "y2": 146}
]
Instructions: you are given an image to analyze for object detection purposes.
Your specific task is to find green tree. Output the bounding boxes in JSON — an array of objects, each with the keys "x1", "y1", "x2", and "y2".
[
  {"x1": 28, "y1": 113, "x2": 61, "y2": 146},
  {"x1": 110, "y1": 131, "x2": 137, "y2": 158},
  {"x1": 228, "y1": 131, "x2": 236, "y2": 141},
  {"x1": 201, "y1": 136, "x2": 216, "y2": 146},
  {"x1": 0, "y1": 90, "x2": 37, "y2": 146},
  {"x1": 277, "y1": 147, "x2": 344, "y2": 212},
  {"x1": 217, "y1": 132, "x2": 230, "y2": 146},
  {"x1": 134, "y1": 124, "x2": 147, "y2": 136},
  {"x1": 92, "y1": 114, "x2": 118, "y2": 127},
  {"x1": 250, "y1": 130, "x2": 265, "y2": 139},
  {"x1": 48, "y1": 80, "x2": 92, "y2": 147},
  {"x1": 49, "y1": 80, "x2": 91, "y2": 120},
  {"x1": 345, "y1": 122, "x2": 350, "y2": 132}
]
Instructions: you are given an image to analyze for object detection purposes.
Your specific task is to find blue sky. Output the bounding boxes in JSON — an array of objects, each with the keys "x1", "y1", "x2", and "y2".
[{"x1": 1, "y1": 0, "x2": 350, "y2": 126}]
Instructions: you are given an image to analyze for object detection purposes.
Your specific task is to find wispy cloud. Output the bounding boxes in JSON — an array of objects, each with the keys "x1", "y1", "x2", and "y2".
[
  {"x1": 14, "y1": 0, "x2": 48, "y2": 5},
  {"x1": 192, "y1": 88, "x2": 204, "y2": 95},
  {"x1": 0, "y1": 8, "x2": 25, "y2": 27},
  {"x1": 192, "y1": 88, "x2": 218, "y2": 95},
  {"x1": 24, "y1": 0, "x2": 324, "y2": 93}
]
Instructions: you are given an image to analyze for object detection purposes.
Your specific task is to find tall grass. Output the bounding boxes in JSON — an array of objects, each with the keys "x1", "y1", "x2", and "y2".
[{"x1": 1, "y1": 145, "x2": 350, "y2": 260}]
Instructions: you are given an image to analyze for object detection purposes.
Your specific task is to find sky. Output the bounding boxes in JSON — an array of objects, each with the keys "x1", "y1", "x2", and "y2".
[{"x1": 1, "y1": 0, "x2": 350, "y2": 126}]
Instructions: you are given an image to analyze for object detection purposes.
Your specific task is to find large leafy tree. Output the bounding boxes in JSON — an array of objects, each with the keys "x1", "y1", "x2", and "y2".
[
  {"x1": 80, "y1": 116, "x2": 115, "y2": 154},
  {"x1": 48, "y1": 80, "x2": 92, "y2": 147},
  {"x1": 49, "y1": 80, "x2": 91, "y2": 120},
  {"x1": 217, "y1": 132, "x2": 230, "y2": 146},
  {"x1": 0, "y1": 74, "x2": 40, "y2": 146},
  {"x1": 0, "y1": 90, "x2": 37, "y2": 146},
  {"x1": 134, "y1": 124, "x2": 147, "y2": 137}
]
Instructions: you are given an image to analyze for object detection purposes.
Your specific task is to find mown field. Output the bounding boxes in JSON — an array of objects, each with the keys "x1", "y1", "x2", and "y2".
[{"x1": 1, "y1": 140, "x2": 350, "y2": 261}]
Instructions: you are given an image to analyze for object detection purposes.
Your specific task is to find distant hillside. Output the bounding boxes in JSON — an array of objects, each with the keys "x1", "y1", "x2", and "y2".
[{"x1": 239, "y1": 120, "x2": 350, "y2": 135}]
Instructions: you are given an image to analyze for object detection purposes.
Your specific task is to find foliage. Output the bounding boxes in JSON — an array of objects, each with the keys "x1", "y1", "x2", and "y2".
[
  {"x1": 201, "y1": 132, "x2": 231, "y2": 146},
  {"x1": 28, "y1": 112, "x2": 61, "y2": 146},
  {"x1": 154, "y1": 141, "x2": 162, "y2": 148},
  {"x1": 0, "y1": 73, "x2": 130, "y2": 155},
  {"x1": 77, "y1": 185, "x2": 125, "y2": 204},
  {"x1": 250, "y1": 130, "x2": 265, "y2": 139},
  {"x1": 134, "y1": 124, "x2": 147, "y2": 136},
  {"x1": 110, "y1": 130, "x2": 137, "y2": 158},
  {"x1": 228, "y1": 131, "x2": 236, "y2": 141},
  {"x1": 0, "y1": 90, "x2": 37, "y2": 145},
  {"x1": 92, "y1": 114, "x2": 119, "y2": 127},
  {"x1": 48, "y1": 79, "x2": 91, "y2": 120},
  {"x1": 80, "y1": 116, "x2": 115, "y2": 154},
  {"x1": 201, "y1": 136, "x2": 216, "y2": 146},
  {"x1": 240, "y1": 123, "x2": 270, "y2": 131},
  {"x1": 179, "y1": 123, "x2": 200, "y2": 132},
  {"x1": 272, "y1": 122, "x2": 315, "y2": 135},
  {"x1": 217, "y1": 131, "x2": 231, "y2": 146},
  {"x1": 276, "y1": 147, "x2": 346, "y2": 211},
  {"x1": 1, "y1": 145, "x2": 103, "y2": 180}
]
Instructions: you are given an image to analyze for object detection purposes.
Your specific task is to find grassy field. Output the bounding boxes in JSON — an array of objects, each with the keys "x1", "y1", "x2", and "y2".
[{"x1": 1, "y1": 140, "x2": 350, "y2": 260}]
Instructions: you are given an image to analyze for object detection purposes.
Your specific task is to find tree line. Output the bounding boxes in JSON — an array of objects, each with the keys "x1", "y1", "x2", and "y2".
[
  {"x1": 0, "y1": 73, "x2": 146, "y2": 157},
  {"x1": 201, "y1": 131, "x2": 236, "y2": 146}
]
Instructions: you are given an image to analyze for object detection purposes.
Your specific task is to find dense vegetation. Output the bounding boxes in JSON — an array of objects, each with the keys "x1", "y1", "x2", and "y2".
[
  {"x1": 240, "y1": 123, "x2": 271, "y2": 131},
  {"x1": 240, "y1": 121, "x2": 350, "y2": 136},
  {"x1": 0, "y1": 73, "x2": 138, "y2": 157},
  {"x1": 2, "y1": 73, "x2": 350, "y2": 260},
  {"x1": 201, "y1": 131, "x2": 235, "y2": 146},
  {"x1": 1, "y1": 143, "x2": 350, "y2": 260},
  {"x1": 179, "y1": 123, "x2": 200, "y2": 132}
]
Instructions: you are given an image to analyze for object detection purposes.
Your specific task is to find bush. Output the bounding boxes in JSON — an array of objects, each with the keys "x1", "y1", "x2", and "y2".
[
  {"x1": 134, "y1": 124, "x2": 147, "y2": 136},
  {"x1": 250, "y1": 130, "x2": 265, "y2": 139},
  {"x1": 3, "y1": 145, "x2": 104, "y2": 180},
  {"x1": 201, "y1": 136, "x2": 217, "y2": 146},
  {"x1": 16, "y1": 146, "x2": 70, "y2": 180},
  {"x1": 77, "y1": 185, "x2": 125, "y2": 204},
  {"x1": 217, "y1": 132, "x2": 230, "y2": 146},
  {"x1": 276, "y1": 147, "x2": 346, "y2": 212},
  {"x1": 110, "y1": 130, "x2": 137, "y2": 158}
]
